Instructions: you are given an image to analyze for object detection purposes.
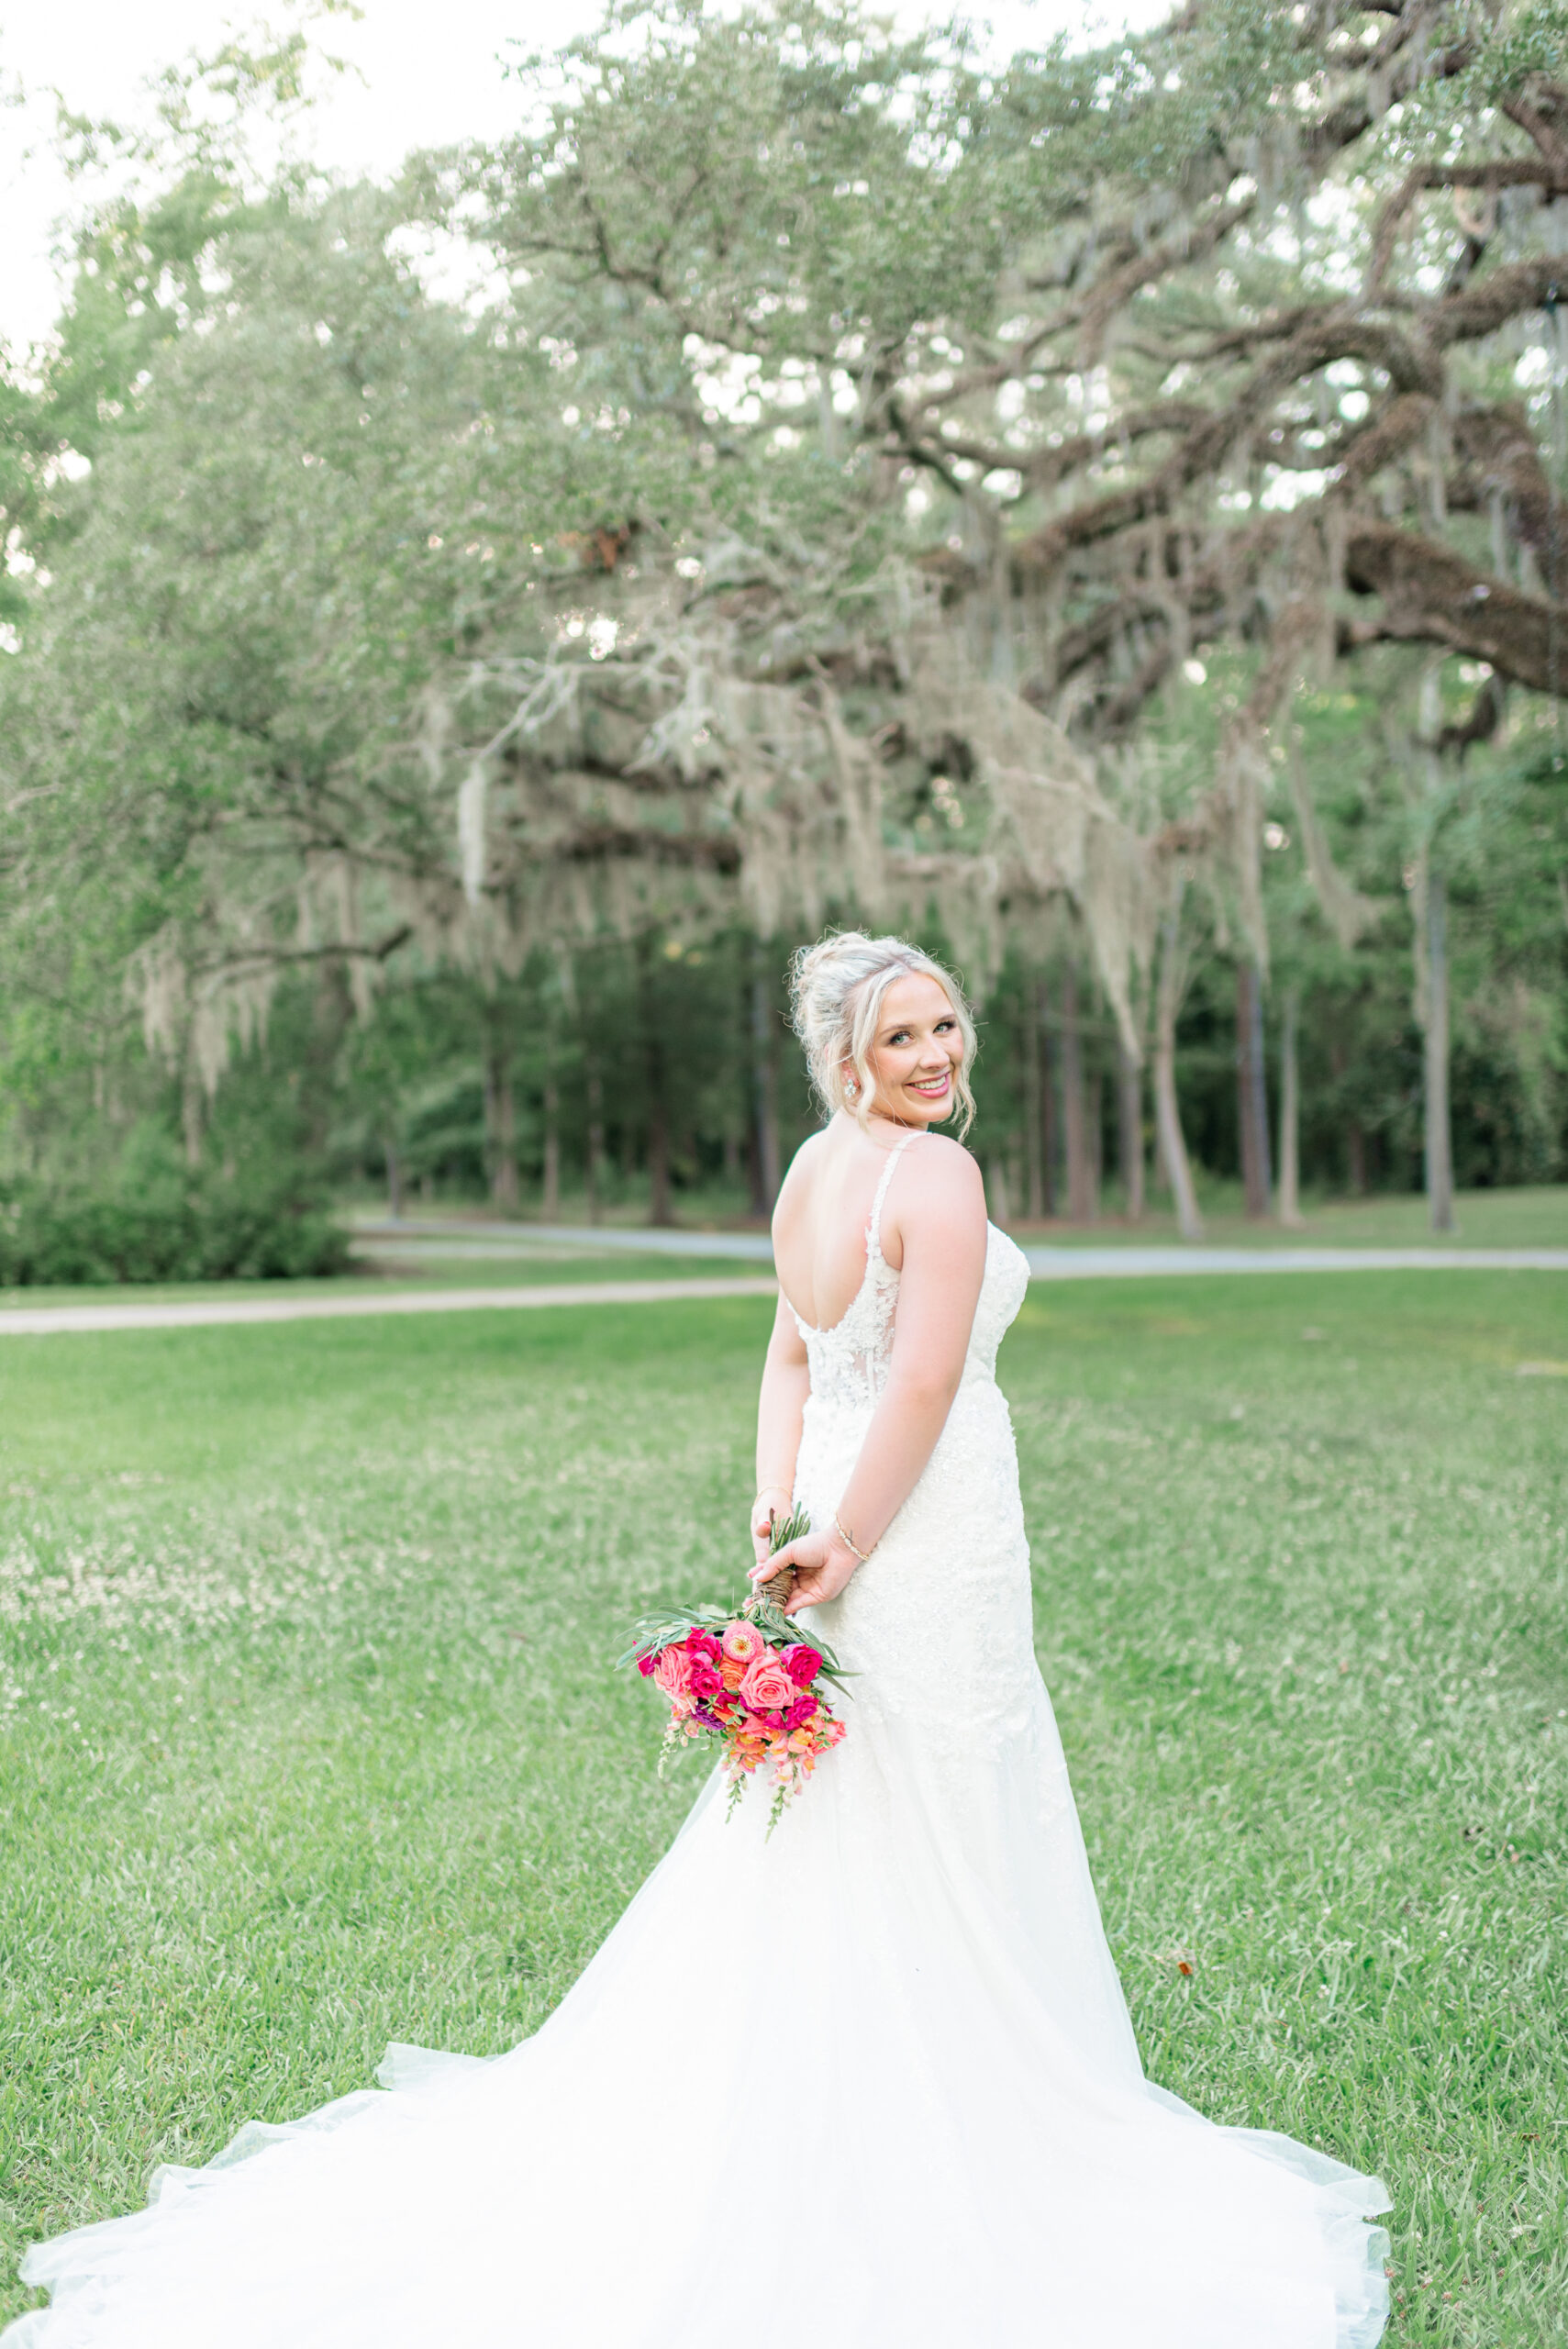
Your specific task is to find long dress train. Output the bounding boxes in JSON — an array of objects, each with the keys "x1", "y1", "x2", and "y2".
[{"x1": 6, "y1": 1131, "x2": 1390, "y2": 2347}]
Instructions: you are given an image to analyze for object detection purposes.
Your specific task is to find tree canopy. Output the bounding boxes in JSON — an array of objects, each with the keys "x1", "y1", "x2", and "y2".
[{"x1": 1, "y1": 0, "x2": 1564, "y2": 1230}]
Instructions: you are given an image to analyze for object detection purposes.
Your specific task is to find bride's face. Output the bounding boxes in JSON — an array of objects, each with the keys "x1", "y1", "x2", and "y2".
[{"x1": 851, "y1": 973, "x2": 965, "y2": 1128}]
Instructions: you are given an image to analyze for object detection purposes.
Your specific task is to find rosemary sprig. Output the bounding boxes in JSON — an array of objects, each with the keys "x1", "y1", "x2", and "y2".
[{"x1": 767, "y1": 1501, "x2": 812, "y2": 1552}]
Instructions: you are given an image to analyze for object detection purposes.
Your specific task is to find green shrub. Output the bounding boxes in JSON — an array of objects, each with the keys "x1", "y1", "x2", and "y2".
[{"x1": 0, "y1": 1176, "x2": 350, "y2": 1286}]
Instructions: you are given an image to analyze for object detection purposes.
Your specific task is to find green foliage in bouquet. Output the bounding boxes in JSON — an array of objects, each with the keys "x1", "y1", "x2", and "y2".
[{"x1": 617, "y1": 1507, "x2": 852, "y2": 1695}]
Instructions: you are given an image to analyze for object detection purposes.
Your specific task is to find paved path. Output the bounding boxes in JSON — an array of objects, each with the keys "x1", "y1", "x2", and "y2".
[
  {"x1": 357, "y1": 1219, "x2": 1568, "y2": 1278},
  {"x1": 355, "y1": 1219, "x2": 776, "y2": 1260},
  {"x1": 0, "y1": 1276, "x2": 781, "y2": 1336},
  {"x1": 1020, "y1": 1246, "x2": 1568, "y2": 1278},
  {"x1": 1, "y1": 1248, "x2": 1564, "y2": 1335}
]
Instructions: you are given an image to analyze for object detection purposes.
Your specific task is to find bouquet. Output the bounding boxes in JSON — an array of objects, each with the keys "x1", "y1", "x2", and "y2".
[{"x1": 620, "y1": 1507, "x2": 849, "y2": 1831}]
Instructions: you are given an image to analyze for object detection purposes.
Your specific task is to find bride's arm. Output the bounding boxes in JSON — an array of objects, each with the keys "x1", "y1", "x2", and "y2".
[
  {"x1": 755, "y1": 1139, "x2": 987, "y2": 1611},
  {"x1": 751, "y1": 1295, "x2": 811, "y2": 1564}
]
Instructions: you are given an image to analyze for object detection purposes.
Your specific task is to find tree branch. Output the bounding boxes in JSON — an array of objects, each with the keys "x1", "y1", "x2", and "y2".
[{"x1": 1343, "y1": 521, "x2": 1568, "y2": 696}]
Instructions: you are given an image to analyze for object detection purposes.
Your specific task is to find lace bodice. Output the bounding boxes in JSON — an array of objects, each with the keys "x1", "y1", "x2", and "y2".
[{"x1": 789, "y1": 1130, "x2": 1029, "y2": 1418}]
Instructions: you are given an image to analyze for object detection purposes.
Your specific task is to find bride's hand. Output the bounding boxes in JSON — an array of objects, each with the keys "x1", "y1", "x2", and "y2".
[
  {"x1": 749, "y1": 1525, "x2": 862, "y2": 1616},
  {"x1": 750, "y1": 1485, "x2": 793, "y2": 1568}
]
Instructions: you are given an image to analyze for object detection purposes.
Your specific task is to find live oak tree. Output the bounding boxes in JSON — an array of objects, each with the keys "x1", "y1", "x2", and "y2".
[
  {"x1": 465, "y1": 0, "x2": 1568, "y2": 1219},
  {"x1": 4, "y1": 0, "x2": 1565, "y2": 1218}
]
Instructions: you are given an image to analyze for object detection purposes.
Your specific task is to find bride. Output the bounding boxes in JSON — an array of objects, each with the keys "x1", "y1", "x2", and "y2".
[{"x1": 9, "y1": 931, "x2": 1389, "y2": 2348}]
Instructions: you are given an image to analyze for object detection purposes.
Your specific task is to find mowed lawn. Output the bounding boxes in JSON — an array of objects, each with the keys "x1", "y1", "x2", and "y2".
[{"x1": 1, "y1": 1276, "x2": 1563, "y2": 2343}]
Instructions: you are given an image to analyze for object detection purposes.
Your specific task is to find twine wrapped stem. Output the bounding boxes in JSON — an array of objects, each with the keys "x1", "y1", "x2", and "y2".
[
  {"x1": 759, "y1": 1563, "x2": 795, "y2": 1609},
  {"x1": 759, "y1": 1509, "x2": 795, "y2": 1610}
]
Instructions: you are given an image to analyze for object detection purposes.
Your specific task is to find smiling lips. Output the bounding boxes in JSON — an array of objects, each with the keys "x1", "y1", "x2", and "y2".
[{"x1": 910, "y1": 1074, "x2": 951, "y2": 1097}]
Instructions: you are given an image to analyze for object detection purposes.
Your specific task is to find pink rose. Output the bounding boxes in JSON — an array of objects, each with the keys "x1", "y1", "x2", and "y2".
[
  {"x1": 781, "y1": 1644, "x2": 822, "y2": 1687},
  {"x1": 721, "y1": 1621, "x2": 765, "y2": 1665},
  {"x1": 740, "y1": 1652, "x2": 797, "y2": 1714},
  {"x1": 652, "y1": 1644, "x2": 696, "y2": 1712}
]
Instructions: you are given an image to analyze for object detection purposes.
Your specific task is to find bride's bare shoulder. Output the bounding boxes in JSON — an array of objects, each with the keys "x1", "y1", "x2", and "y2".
[
  {"x1": 781, "y1": 1129, "x2": 830, "y2": 1189},
  {"x1": 900, "y1": 1133, "x2": 986, "y2": 1222},
  {"x1": 771, "y1": 1128, "x2": 828, "y2": 1229}
]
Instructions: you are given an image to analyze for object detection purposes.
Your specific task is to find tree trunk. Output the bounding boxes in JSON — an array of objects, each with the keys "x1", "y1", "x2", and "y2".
[
  {"x1": 645, "y1": 1005, "x2": 673, "y2": 1229},
  {"x1": 1117, "y1": 1039, "x2": 1145, "y2": 1221},
  {"x1": 1235, "y1": 959, "x2": 1272, "y2": 1220},
  {"x1": 647, "y1": 1081, "x2": 672, "y2": 1226},
  {"x1": 1421, "y1": 862, "x2": 1457, "y2": 1233},
  {"x1": 635, "y1": 934, "x2": 675, "y2": 1228},
  {"x1": 384, "y1": 1133, "x2": 404, "y2": 1221},
  {"x1": 1329, "y1": 1035, "x2": 1367, "y2": 1193},
  {"x1": 181, "y1": 1053, "x2": 205, "y2": 1171},
  {"x1": 1040, "y1": 990, "x2": 1059, "y2": 1219},
  {"x1": 488, "y1": 1038, "x2": 519, "y2": 1214},
  {"x1": 540, "y1": 1072, "x2": 561, "y2": 1220},
  {"x1": 1086, "y1": 1067, "x2": 1103, "y2": 1218},
  {"x1": 1020, "y1": 974, "x2": 1045, "y2": 1220},
  {"x1": 748, "y1": 947, "x2": 781, "y2": 1217},
  {"x1": 1059, "y1": 962, "x2": 1095, "y2": 1221},
  {"x1": 987, "y1": 1155, "x2": 1012, "y2": 1229},
  {"x1": 1276, "y1": 986, "x2": 1305, "y2": 1229},
  {"x1": 1153, "y1": 905, "x2": 1203, "y2": 1241},
  {"x1": 584, "y1": 1058, "x2": 605, "y2": 1225},
  {"x1": 304, "y1": 959, "x2": 353, "y2": 1159}
]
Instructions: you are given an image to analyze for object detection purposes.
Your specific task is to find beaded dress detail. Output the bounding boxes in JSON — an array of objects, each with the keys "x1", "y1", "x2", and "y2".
[{"x1": 7, "y1": 1134, "x2": 1391, "y2": 2349}]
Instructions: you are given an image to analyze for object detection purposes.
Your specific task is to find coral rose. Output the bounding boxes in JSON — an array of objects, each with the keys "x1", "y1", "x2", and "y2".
[
  {"x1": 740, "y1": 1653, "x2": 797, "y2": 1714},
  {"x1": 721, "y1": 1621, "x2": 765, "y2": 1665},
  {"x1": 781, "y1": 1644, "x2": 822, "y2": 1687}
]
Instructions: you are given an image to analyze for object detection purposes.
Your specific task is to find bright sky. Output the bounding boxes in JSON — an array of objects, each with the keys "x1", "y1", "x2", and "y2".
[{"x1": 0, "y1": 1, "x2": 1169, "y2": 355}]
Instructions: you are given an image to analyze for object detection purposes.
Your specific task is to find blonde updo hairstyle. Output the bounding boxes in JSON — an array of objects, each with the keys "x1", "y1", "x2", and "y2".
[{"x1": 790, "y1": 930, "x2": 978, "y2": 1138}]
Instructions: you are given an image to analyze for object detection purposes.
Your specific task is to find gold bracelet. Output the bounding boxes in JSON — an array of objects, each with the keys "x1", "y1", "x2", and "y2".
[{"x1": 833, "y1": 1510, "x2": 871, "y2": 1564}]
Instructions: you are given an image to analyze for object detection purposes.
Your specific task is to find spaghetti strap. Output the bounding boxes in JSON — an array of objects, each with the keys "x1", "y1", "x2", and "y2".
[{"x1": 866, "y1": 1128, "x2": 921, "y2": 1263}]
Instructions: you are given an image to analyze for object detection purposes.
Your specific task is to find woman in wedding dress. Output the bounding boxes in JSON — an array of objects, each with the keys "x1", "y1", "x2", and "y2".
[{"x1": 9, "y1": 930, "x2": 1390, "y2": 2349}]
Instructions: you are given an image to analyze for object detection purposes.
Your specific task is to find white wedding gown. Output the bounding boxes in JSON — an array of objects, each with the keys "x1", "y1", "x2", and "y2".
[{"x1": 9, "y1": 1133, "x2": 1390, "y2": 2348}]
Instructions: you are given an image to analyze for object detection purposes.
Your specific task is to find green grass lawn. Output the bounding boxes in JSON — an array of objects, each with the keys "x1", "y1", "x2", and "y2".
[{"x1": 1, "y1": 1275, "x2": 1563, "y2": 2343}]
